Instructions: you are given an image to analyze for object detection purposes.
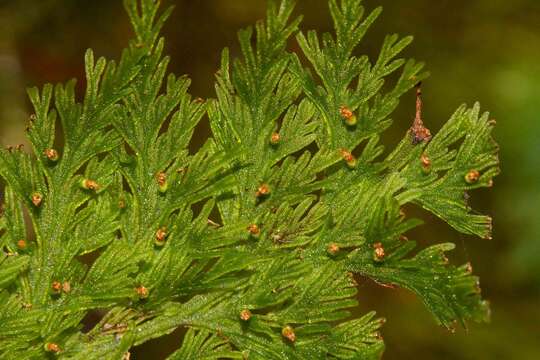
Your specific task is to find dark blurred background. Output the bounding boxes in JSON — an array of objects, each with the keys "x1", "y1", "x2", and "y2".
[{"x1": 1, "y1": 0, "x2": 539, "y2": 358}]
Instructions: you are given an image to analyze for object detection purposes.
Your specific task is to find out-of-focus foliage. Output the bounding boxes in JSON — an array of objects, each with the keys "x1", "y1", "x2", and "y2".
[{"x1": 0, "y1": 0, "x2": 538, "y2": 358}]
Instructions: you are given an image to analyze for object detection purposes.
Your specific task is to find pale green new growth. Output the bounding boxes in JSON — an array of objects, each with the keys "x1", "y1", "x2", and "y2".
[{"x1": 0, "y1": 0, "x2": 499, "y2": 359}]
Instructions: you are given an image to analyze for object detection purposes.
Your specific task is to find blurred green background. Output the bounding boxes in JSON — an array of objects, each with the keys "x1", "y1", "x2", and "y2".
[{"x1": 1, "y1": 0, "x2": 539, "y2": 358}]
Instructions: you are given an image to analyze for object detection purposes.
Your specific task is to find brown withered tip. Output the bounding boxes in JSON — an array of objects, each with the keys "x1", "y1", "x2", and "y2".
[
  {"x1": 122, "y1": 352, "x2": 131, "y2": 360},
  {"x1": 194, "y1": 97, "x2": 205, "y2": 104},
  {"x1": 256, "y1": 183, "x2": 271, "y2": 197},
  {"x1": 281, "y1": 325, "x2": 296, "y2": 342},
  {"x1": 410, "y1": 83, "x2": 432, "y2": 145},
  {"x1": 44, "y1": 342, "x2": 61, "y2": 353},
  {"x1": 240, "y1": 309, "x2": 252, "y2": 321},
  {"x1": 411, "y1": 125, "x2": 432, "y2": 145}
]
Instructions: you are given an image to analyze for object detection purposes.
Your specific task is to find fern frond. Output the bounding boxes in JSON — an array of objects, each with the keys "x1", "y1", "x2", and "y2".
[{"x1": 0, "y1": 0, "x2": 499, "y2": 358}]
